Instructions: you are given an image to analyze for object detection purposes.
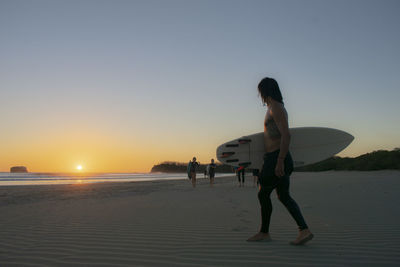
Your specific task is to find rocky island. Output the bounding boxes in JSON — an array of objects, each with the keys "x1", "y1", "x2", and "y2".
[{"x1": 10, "y1": 166, "x2": 28, "y2": 173}]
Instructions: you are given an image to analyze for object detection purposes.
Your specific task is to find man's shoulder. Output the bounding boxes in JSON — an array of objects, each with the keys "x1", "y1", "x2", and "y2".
[{"x1": 270, "y1": 103, "x2": 287, "y2": 118}]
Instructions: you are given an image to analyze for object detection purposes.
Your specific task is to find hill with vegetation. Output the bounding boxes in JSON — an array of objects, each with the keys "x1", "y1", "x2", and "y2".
[
  {"x1": 151, "y1": 161, "x2": 234, "y2": 173},
  {"x1": 295, "y1": 149, "x2": 400, "y2": 171},
  {"x1": 151, "y1": 149, "x2": 400, "y2": 173}
]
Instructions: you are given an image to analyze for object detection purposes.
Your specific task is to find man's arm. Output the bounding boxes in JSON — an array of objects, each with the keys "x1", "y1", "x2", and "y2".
[{"x1": 272, "y1": 103, "x2": 290, "y2": 176}]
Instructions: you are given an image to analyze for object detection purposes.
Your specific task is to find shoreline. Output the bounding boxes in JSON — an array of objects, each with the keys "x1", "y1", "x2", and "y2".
[
  {"x1": 0, "y1": 172, "x2": 235, "y2": 187},
  {"x1": 1, "y1": 169, "x2": 398, "y2": 187}
]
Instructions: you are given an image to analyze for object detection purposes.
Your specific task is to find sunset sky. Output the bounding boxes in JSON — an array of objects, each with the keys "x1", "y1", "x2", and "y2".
[{"x1": 1, "y1": 0, "x2": 399, "y2": 173}]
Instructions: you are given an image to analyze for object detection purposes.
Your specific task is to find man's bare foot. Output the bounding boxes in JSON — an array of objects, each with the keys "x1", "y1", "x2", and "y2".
[
  {"x1": 290, "y1": 229, "x2": 314, "y2": 245},
  {"x1": 247, "y1": 232, "x2": 271, "y2": 242}
]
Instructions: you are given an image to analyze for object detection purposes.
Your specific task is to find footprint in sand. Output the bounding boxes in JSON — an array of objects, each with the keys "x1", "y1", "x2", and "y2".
[
  {"x1": 236, "y1": 209, "x2": 249, "y2": 218},
  {"x1": 240, "y1": 218, "x2": 251, "y2": 224},
  {"x1": 232, "y1": 226, "x2": 249, "y2": 232}
]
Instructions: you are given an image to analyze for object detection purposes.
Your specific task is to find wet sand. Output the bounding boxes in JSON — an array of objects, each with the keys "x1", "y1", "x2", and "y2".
[{"x1": 1, "y1": 171, "x2": 399, "y2": 266}]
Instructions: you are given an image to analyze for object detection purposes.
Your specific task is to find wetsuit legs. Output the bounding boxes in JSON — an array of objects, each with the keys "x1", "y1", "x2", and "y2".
[
  {"x1": 258, "y1": 175, "x2": 308, "y2": 233},
  {"x1": 276, "y1": 176, "x2": 308, "y2": 230},
  {"x1": 258, "y1": 187, "x2": 273, "y2": 233},
  {"x1": 237, "y1": 170, "x2": 245, "y2": 183}
]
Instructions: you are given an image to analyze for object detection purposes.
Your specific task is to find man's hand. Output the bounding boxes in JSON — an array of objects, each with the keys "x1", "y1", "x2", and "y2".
[{"x1": 275, "y1": 159, "x2": 285, "y2": 177}]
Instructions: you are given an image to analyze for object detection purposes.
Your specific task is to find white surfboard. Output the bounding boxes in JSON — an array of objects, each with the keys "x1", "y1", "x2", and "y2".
[{"x1": 216, "y1": 127, "x2": 354, "y2": 170}]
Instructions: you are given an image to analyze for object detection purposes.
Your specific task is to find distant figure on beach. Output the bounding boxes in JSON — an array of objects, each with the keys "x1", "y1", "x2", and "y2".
[
  {"x1": 247, "y1": 77, "x2": 313, "y2": 245},
  {"x1": 208, "y1": 159, "x2": 217, "y2": 187},
  {"x1": 252, "y1": 169, "x2": 259, "y2": 187},
  {"x1": 237, "y1": 167, "x2": 245, "y2": 187},
  {"x1": 188, "y1": 157, "x2": 200, "y2": 188}
]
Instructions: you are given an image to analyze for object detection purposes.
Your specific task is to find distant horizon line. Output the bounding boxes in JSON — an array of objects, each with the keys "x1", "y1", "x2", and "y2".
[{"x1": 2, "y1": 148, "x2": 399, "y2": 173}]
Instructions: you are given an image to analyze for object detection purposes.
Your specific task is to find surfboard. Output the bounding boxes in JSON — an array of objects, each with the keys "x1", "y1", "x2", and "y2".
[{"x1": 216, "y1": 127, "x2": 354, "y2": 170}]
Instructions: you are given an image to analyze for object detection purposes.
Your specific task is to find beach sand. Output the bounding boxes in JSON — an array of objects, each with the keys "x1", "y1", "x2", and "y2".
[{"x1": 1, "y1": 171, "x2": 399, "y2": 266}]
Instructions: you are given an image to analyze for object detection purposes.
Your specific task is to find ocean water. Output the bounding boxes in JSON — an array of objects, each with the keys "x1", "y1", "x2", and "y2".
[{"x1": 0, "y1": 172, "x2": 233, "y2": 186}]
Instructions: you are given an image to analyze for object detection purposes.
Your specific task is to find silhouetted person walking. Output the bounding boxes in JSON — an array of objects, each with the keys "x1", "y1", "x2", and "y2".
[{"x1": 247, "y1": 77, "x2": 313, "y2": 245}]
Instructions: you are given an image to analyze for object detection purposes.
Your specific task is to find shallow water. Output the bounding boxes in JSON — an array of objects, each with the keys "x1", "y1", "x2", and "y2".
[{"x1": 0, "y1": 172, "x2": 232, "y2": 186}]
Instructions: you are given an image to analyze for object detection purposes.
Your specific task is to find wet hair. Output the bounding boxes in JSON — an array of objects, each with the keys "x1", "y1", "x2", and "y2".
[{"x1": 258, "y1": 77, "x2": 284, "y2": 105}]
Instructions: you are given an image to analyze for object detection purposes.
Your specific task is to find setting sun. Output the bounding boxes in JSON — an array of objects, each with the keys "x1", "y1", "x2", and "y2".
[{"x1": 76, "y1": 165, "x2": 83, "y2": 171}]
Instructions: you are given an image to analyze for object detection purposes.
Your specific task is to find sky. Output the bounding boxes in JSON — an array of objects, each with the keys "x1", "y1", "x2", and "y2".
[{"x1": 1, "y1": 0, "x2": 399, "y2": 173}]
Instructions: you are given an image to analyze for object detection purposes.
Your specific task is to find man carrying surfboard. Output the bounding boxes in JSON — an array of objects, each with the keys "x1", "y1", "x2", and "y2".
[
  {"x1": 252, "y1": 169, "x2": 259, "y2": 187},
  {"x1": 237, "y1": 166, "x2": 245, "y2": 187},
  {"x1": 188, "y1": 157, "x2": 200, "y2": 188},
  {"x1": 208, "y1": 159, "x2": 217, "y2": 187},
  {"x1": 247, "y1": 77, "x2": 314, "y2": 245}
]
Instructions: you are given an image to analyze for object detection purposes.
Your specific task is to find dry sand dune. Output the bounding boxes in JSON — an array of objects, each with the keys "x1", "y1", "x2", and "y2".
[{"x1": 1, "y1": 171, "x2": 399, "y2": 266}]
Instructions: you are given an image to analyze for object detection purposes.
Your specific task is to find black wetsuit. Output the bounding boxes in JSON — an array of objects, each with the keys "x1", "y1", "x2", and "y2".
[
  {"x1": 190, "y1": 162, "x2": 200, "y2": 173},
  {"x1": 252, "y1": 169, "x2": 259, "y2": 176},
  {"x1": 208, "y1": 163, "x2": 216, "y2": 178},
  {"x1": 237, "y1": 168, "x2": 245, "y2": 183},
  {"x1": 252, "y1": 169, "x2": 260, "y2": 185},
  {"x1": 258, "y1": 150, "x2": 308, "y2": 233}
]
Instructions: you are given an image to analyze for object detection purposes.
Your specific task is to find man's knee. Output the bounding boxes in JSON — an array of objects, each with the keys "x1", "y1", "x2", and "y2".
[{"x1": 258, "y1": 187, "x2": 272, "y2": 201}]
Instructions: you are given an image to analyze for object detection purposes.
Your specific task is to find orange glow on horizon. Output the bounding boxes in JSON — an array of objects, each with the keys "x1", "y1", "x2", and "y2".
[
  {"x1": 0, "y1": 127, "x2": 219, "y2": 173},
  {"x1": 1, "y1": 121, "x2": 384, "y2": 173}
]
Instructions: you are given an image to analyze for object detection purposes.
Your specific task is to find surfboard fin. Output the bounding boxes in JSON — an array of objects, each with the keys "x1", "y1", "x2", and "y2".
[
  {"x1": 238, "y1": 138, "x2": 251, "y2": 144},
  {"x1": 220, "y1": 152, "x2": 235, "y2": 158},
  {"x1": 226, "y1": 144, "x2": 239, "y2": 148}
]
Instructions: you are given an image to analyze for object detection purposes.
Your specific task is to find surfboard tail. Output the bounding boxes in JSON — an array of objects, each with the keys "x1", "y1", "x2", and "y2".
[{"x1": 238, "y1": 138, "x2": 251, "y2": 144}]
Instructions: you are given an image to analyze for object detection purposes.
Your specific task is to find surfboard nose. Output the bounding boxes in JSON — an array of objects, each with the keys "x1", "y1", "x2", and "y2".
[
  {"x1": 347, "y1": 132, "x2": 355, "y2": 143},
  {"x1": 336, "y1": 129, "x2": 355, "y2": 144},
  {"x1": 348, "y1": 132, "x2": 355, "y2": 142}
]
